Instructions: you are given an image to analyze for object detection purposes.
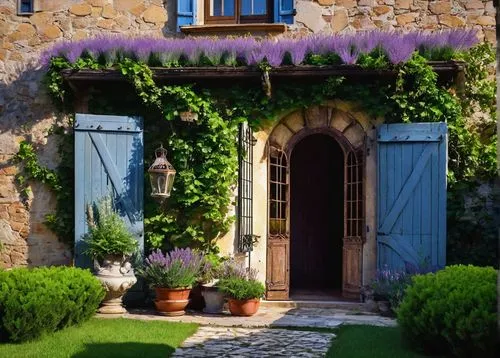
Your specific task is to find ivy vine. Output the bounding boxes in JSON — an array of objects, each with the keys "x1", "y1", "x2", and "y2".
[{"x1": 19, "y1": 44, "x2": 496, "y2": 261}]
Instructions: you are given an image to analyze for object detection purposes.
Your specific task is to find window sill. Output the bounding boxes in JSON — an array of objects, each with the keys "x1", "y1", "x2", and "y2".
[{"x1": 180, "y1": 23, "x2": 287, "y2": 36}]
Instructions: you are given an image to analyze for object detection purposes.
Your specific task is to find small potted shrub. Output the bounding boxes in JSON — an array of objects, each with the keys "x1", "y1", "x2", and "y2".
[
  {"x1": 139, "y1": 248, "x2": 203, "y2": 316},
  {"x1": 217, "y1": 263, "x2": 265, "y2": 316},
  {"x1": 83, "y1": 195, "x2": 138, "y2": 314}
]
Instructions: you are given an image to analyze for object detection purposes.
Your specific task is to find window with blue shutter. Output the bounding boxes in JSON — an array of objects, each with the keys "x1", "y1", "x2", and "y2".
[
  {"x1": 273, "y1": 0, "x2": 295, "y2": 24},
  {"x1": 178, "y1": 0, "x2": 295, "y2": 29},
  {"x1": 177, "y1": 0, "x2": 197, "y2": 30}
]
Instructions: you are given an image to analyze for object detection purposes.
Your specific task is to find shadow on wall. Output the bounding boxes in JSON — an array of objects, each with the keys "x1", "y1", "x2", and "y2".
[{"x1": 0, "y1": 61, "x2": 72, "y2": 268}]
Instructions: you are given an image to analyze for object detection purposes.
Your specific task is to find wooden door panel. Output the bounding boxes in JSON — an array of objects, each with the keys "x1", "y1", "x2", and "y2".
[
  {"x1": 377, "y1": 123, "x2": 447, "y2": 271},
  {"x1": 266, "y1": 236, "x2": 289, "y2": 299}
]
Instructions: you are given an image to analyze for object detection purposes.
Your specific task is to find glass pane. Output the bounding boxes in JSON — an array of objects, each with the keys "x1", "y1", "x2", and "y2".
[
  {"x1": 241, "y1": 0, "x2": 267, "y2": 16},
  {"x1": 20, "y1": 0, "x2": 33, "y2": 12},
  {"x1": 211, "y1": 0, "x2": 235, "y2": 16}
]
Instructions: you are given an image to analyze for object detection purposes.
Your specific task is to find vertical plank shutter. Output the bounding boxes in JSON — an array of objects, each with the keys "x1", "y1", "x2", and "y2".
[
  {"x1": 74, "y1": 114, "x2": 144, "y2": 268},
  {"x1": 377, "y1": 123, "x2": 447, "y2": 271},
  {"x1": 274, "y1": 0, "x2": 295, "y2": 24},
  {"x1": 177, "y1": 0, "x2": 196, "y2": 30}
]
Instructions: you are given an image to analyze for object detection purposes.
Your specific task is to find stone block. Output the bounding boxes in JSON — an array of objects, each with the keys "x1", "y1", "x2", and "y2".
[
  {"x1": 142, "y1": 5, "x2": 167, "y2": 23},
  {"x1": 39, "y1": 25, "x2": 63, "y2": 40},
  {"x1": 37, "y1": 0, "x2": 72, "y2": 12},
  {"x1": 114, "y1": 15, "x2": 131, "y2": 29},
  {"x1": 465, "y1": 0, "x2": 485, "y2": 10},
  {"x1": 130, "y1": 3, "x2": 147, "y2": 16},
  {"x1": 102, "y1": 4, "x2": 117, "y2": 18},
  {"x1": 483, "y1": 29, "x2": 495, "y2": 43},
  {"x1": 395, "y1": 0, "x2": 410, "y2": 9},
  {"x1": 332, "y1": 8, "x2": 349, "y2": 32},
  {"x1": 474, "y1": 15, "x2": 495, "y2": 26},
  {"x1": 0, "y1": 219, "x2": 16, "y2": 244},
  {"x1": 334, "y1": 0, "x2": 356, "y2": 7},
  {"x1": 8, "y1": 23, "x2": 36, "y2": 42},
  {"x1": 70, "y1": 3, "x2": 93, "y2": 16},
  {"x1": 429, "y1": 1, "x2": 451, "y2": 15},
  {"x1": 438, "y1": 14, "x2": 466, "y2": 27},
  {"x1": 30, "y1": 12, "x2": 53, "y2": 29},
  {"x1": 396, "y1": 13, "x2": 418, "y2": 25},
  {"x1": 343, "y1": 124, "x2": 364, "y2": 148},
  {"x1": 330, "y1": 110, "x2": 352, "y2": 132},
  {"x1": 352, "y1": 15, "x2": 376, "y2": 29},
  {"x1": 317, "y1": 0, "x2": 334, "y2": 5},
  {"x1": 270, "y1": 124, "x2": 293, "y2": 148},
  {"x1": 114, "y1": 0, "x2": 143, "y2": 11},
  {"x1": 305, "y1": 106, "x2": 328, "y2": 128},
  {"x1": 283, "y1": 111, "x2": 305, "y2": 133},
  {"x1": 358, "y1": 0, "x2": 375, "y2": 5},
  {"x1": 86, "y1": 0, "x2": 109, "y2": 6},
  {"x1": 373, "y1": 5, "x2": 391, "y2": 15},
  {"x1": 97, "y1": 18, "x2": 115, "y2": 28},
  {"x1": 296, "y1": 1, "x2": 327, "y2": 33}
]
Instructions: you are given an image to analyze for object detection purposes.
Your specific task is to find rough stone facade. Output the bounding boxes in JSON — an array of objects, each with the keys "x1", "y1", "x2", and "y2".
[{"x1": 0, "y1": 0, "x2": 495, "y2": 269}]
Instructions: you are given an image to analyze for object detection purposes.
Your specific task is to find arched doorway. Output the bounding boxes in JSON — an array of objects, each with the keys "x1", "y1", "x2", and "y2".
[
  {"x1": 290, "y1": 134, "x2": 344, "y2": 295},
  {"x1": 266, "y1": 105, "x2": 366, "y2": 301}
]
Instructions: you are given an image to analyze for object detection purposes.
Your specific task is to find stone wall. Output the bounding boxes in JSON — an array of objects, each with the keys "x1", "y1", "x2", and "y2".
[
  {"x1": 295, "y1": 0, "x2": 495, "y2": 43},
  {"x1": 0, "y1": 0, "x2": 495, "y2": 269}
]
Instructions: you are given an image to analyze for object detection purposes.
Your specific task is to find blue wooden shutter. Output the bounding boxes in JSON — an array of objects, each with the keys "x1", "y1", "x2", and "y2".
[
  {"x1": 377, "y1": 122, "x2": 447, "y2": 271},
  {"x1": 177, "y1": 0, "x2": 196, "y2": 30},
  {"x1": 274, "y1": 0, "x2": 295, "y2": 24},
  {"x1": 74, "y1": 114, "x2": 144, "y2": 268}
]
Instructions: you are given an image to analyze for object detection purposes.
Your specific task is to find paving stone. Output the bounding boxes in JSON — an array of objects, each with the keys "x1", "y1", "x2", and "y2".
[{"x1": 172, "y1": 327, "x2": 335, "y2": 357}]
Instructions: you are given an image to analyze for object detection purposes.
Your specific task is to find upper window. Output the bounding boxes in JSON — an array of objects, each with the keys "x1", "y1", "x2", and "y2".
[
  {"x1": 204, "y1": 0, "x2": 272, "y2": 24},
  {"x1": 18, "y1": 0, "x2": 34, "y2": 15}
]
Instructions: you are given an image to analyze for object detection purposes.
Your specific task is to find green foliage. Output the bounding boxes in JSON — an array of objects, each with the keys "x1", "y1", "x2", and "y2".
[
  {"x1": 83, "y1": 195, "x2": 138, "y2": 259},
  {"x1": 447, "y1": 182, "x2": 498, "y2": 268},
  {"x1": 217, "y1": 277, "x2": 266, "y2": 300},
  {"x1": 14, "y1": 125, "x2": 75, "y2": 247},
  {"x1": 397, "y1": 265, "x2": 497, "y2": 357},
  {"x1": 40, "y1": 44, "x2": 496, "y2": 259},
  {"x1": 0, "y1": 266, "x2": 105, "y2": 342}
]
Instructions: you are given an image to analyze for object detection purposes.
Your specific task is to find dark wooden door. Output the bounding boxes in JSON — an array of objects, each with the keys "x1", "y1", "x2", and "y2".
[{"x1": 290, "y1": 134, "x2": 344, "y2": 290}]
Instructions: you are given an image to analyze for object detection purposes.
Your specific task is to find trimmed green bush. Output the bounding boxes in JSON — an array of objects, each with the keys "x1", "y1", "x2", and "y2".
[
  {"x1": 0, "y1": 266, "x2": 105, "y2": 342},
  {"x1": 397, "y1": 265, "x2": 497, "y2": 357},
  {"x1": 218, "y1": 277, "x2": 265, "y2": 300}
]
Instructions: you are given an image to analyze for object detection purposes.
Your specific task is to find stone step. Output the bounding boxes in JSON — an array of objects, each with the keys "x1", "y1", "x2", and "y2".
[{"x1": 260, "y1": 299, "x2": 366, "y2": 310}]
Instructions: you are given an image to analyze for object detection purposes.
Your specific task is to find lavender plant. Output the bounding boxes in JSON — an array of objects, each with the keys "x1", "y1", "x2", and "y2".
[
  {"x1": 41, "y1": 30, "x2": 479, "y2": 69},
  {"x1": 138, "y1": 248, "x2": 204, "y2": 289}
]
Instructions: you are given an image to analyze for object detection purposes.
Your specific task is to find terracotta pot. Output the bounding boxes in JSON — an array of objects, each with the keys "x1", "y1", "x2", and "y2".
[
  {"x1": 227, "y1": 298, "x2": 260, "y2": 316},
  {"x1": 94, "y1": 255, "x2": 137, "y2": 314},
  {"x1": 154, "y1": 287, "x2": 191, "y2": 316}
]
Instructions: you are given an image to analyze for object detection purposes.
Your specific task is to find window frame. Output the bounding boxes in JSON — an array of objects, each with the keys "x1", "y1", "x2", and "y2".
[
  {"x1": 204, "y1": 0, "x2": 272, "y2": 25},
  {"x1": 17, "y1": 0, "x2": 35, "y2": 15}
]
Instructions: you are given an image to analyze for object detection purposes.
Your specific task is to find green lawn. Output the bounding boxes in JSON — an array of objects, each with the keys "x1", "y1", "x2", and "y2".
[
  {"x1": 0, "y1": 318, "x2": 198, "y2": 358},
  {"x1": 327, "y1": 325, "x2": 433, "y2": 358}
]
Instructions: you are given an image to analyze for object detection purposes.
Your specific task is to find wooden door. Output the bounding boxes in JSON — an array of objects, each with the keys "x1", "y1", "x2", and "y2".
[
  {"x1": 377, "y1": 123, "x2": 447, "y2": 270},
  {"x1": 74, "y1": 114, "x2": 144, "y2": 268}
]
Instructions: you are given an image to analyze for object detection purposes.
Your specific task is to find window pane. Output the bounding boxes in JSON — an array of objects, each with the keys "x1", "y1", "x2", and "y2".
[
  {"x1": 211, "y1": 0, "x2": 235, "y2": 16},
  {"x1": 241, "y1": 0, "x2": 267, "y2": 16},
  {"x1": 20, "y1": 0, "x2": 33, "y2": 12}
]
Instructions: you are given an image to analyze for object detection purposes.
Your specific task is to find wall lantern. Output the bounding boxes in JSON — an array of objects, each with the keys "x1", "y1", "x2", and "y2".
[{"x1": 148, "y1": 145, "x2": 176, "y2": 201}]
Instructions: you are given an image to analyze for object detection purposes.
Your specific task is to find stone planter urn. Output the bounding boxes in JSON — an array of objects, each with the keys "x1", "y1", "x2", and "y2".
[
  {"x1": 154, "y1": 287, "x2": 191, "y2": 316},
  {"x1": 202, "y1": 285, "x2": 225, "y2": 314},
  {"x1": 95, "y1": 255, "x2": 137, "y2": 314}
]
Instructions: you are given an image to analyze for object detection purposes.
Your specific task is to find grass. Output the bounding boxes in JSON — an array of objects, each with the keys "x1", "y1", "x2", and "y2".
[
  {"x1": 0, "y1": 318, "x2": 198, "y2": 358},
  {"x1": 326, "y1": 325, "x2": 433, "y2": 358}
]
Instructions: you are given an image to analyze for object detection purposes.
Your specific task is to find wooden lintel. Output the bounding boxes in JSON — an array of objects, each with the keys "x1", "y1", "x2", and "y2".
[{"x1": 61, "y1": 61, "x2": 465, "y2": 87}]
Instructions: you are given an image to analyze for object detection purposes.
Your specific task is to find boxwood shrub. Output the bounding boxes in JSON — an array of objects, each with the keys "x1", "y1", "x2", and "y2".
[
  {"x1": 0, "y1": 266, "x2": 105, "y2": 342},
  {"x1": 397, "y1": 265, "x2": 497, "y2": 357}
]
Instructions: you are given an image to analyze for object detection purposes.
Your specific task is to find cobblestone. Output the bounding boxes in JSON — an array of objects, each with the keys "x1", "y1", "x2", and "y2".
[{"x1": 172, "y1": 327, "x2": 335, "y2": 357}]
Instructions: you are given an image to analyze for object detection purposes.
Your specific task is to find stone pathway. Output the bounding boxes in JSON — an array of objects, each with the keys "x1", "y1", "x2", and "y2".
[
  {"x1": 119, "y1": 306, "x2": 396, "y2": 329},
  {"x1": 172, "y1": 326, "x2": 335, "y2": 357}
]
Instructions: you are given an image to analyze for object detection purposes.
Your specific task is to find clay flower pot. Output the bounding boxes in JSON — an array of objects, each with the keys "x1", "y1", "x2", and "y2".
[
  {"x1": 227, "y1": 298, "x2": 260, "y2": 316},
  {"x1": 154, "y1": 287, "x2": 191, "y2": 316}
]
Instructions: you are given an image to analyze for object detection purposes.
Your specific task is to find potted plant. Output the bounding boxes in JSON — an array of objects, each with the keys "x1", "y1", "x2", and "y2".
[
  {"x1": 199, "y1": 254, "x2": 225, "y2": 314},
  {"x1": 139, "y1": 248, "x2": 203, "y2": 316},
  {"x1": 83, "y1": 195, "x2": 138, "y2": 314},
  {"x1": 217, "y1": 263, "x2": 265, "y2": 316}
]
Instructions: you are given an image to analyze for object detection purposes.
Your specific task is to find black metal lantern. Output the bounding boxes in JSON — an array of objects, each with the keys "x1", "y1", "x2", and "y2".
[{"x1": 148, "y1": 145, "x2": 176, "y2": 201}]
